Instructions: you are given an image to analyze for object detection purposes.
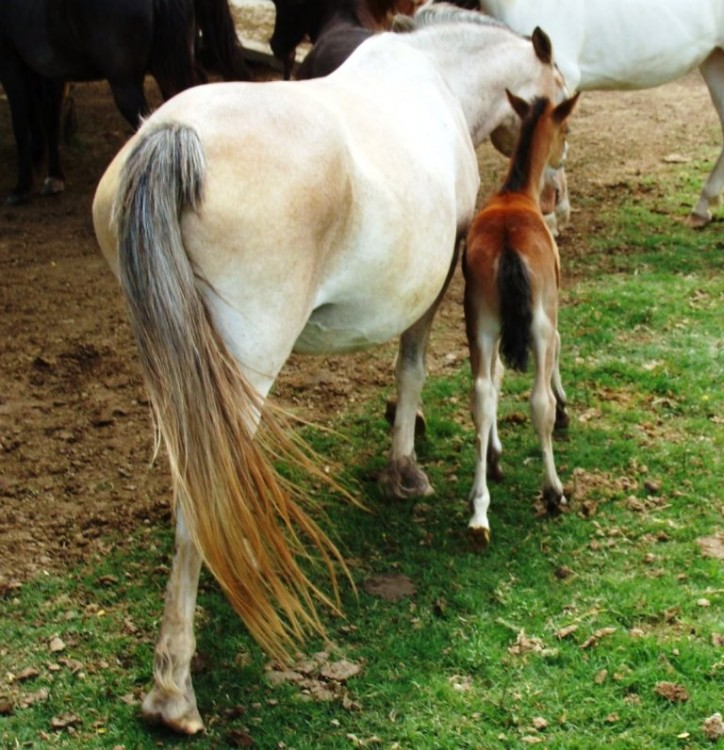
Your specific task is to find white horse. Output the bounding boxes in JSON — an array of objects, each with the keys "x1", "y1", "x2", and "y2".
[
  {"x1": 476, "y1": 0, "x2": 724, "y2": 227},
  {"x1": 92, "y1": 6, "x2": 567, "y2": 735}
]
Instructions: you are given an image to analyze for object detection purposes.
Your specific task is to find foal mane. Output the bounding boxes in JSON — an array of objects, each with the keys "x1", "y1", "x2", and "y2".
[{"x1": 501, "y1": 96, "x2": 549, "y2": 194}]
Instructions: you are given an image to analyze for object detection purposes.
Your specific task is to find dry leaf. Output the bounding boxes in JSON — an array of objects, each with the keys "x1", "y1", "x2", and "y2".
[
  {"x1": 48, "y1": 637, "x2": 65, "y2": 653},
  {"x1": 703, "y1": 713, "x2": 724, "y2": 740},
  {"x1": 320, "y1": 659, "x2": 362, "y2": 683},
  {"x1": 19, "y1": 688, "x2": 49, "y2": 709},
  {"x1": 654, "y1": 682, "x2": 689, "y2": 702},
  {"x1": 697, "y1": 535, "x2": 724, "y2": 560},
  {"x1": 556, "y1": 624, "x2": 578, "y2": 640},
  {"x1": 50, "y1": 712, "x2": 82, "y2": 730},
  {"x1": 15, "y1": 667, "x2": 39, "y2": 682},
  {"x1": 363, "y1": 574, "x2": 416, "y2": 602},
  {"x1": 509, "y1": 631, "x2": 545, "y2": 656}
]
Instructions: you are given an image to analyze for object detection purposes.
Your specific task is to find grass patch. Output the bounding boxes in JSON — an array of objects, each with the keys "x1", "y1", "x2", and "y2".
[{"x1": 2, "y1": 170, "x2": 723, "y2": 749}]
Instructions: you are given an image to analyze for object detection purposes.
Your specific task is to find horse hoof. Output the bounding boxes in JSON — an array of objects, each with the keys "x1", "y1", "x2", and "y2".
[
  {"x1": 554, "y1": 405, "x2": 570, "y2": 431},
  {"x1": 142, "y1": 690, "x2": 204, "y2": 735},
  {"x1": 487, "y1": 463, "x2": 504, "y2": 483},
  {"x1": 468, "y1": 524, "x2": 491, "y2": 550},
  {"x1": 384, "y1": 398, "x2": 427, "y2": 437},
  {"x1": 543, "y1": 488, "x2": 566, "y2": 516},
  {"x1": 41, "y1": 177, "x2": 65, "y2": 196},
  {"x1": 378, "y1": 457, "x2": 433, "y2": 499},
  {"x1": 685, "y1": 211, "x2": 712, "y2": 229},
  {"x1": 4, "y1": 191, "x2": 30, "y2": 206}
]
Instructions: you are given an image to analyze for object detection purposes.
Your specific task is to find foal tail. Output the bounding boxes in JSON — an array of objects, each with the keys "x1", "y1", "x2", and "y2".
[
  {"x1": 114, "y1": 123, "x2": 342, "y2": 659},
  {"x1": 497, "y1": 244, "x2": 532, "y2": 372},
  {"x1": 194, "y1": 0, "x2": 252, "y2": 80}
]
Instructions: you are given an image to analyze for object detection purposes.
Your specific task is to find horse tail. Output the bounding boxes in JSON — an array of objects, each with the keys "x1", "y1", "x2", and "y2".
[
  {"x1": 150, "y1": 0, "x2": 199, "y2": 98},
  {"x1": 114, "y1": 122, "x2": 343, "y2": 659},
  {"x1": 193, "y1": 0, "x2": 251, "y2": 80},
  {"x1": 497, "y1": 244, "x2": 532, "y2": 372}
]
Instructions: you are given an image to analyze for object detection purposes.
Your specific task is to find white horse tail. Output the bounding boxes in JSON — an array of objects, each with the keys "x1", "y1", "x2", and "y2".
[
  {"x1": 497, "y1": 243, "x2": 532, "y2": 372},
  {"x1": 113, "y1": 122, "x2": 343, "y2": 659}
]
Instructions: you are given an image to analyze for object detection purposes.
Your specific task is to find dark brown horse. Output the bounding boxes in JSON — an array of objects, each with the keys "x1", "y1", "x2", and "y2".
[
  {"x1": 0, "y1": 0, "x2": 250, "y2": 205},
  {"x1": 270, "y1": 0, "x2": 419, "y2": 80}
]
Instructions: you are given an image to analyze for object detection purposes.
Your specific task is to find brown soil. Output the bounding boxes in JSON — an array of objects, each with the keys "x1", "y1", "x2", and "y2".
[{"x1": 0, "y1": 22, "x2": 719, "y2": 587}]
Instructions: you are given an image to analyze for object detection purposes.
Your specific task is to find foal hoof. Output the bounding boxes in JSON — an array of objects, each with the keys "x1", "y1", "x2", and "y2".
[
  {"x1": 685, "y1": 210, "x2": 712, "y2": 229},
  {"x1": 554, "y1": 404, "x2": 570, "y2": 431},
  {"x1": 41, "y1": 177, "x2": 65, "y2": 196},
  {"x1": 543, "y1": 488, "x2": 567, "y2": 516},
  {"x1": 384, "y1": 398, "x2": 427, "y2": 437},
  {"x1": 378, "y1": 456, "x2": 433, "y2": 499},
  {"x1": 468, "y1": 524, "x2": 491, "y2": 550}
]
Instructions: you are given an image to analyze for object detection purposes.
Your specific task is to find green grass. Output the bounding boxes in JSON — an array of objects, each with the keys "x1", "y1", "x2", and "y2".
[{"x1": 1, "y1": 169, "x2": 722, "y2": 749}]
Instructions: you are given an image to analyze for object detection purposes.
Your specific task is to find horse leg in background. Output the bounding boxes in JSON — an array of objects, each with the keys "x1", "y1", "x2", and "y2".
[
  {"x1": 1, "y1": 56, "x2": 40, "y2": 204},
  {"x1": 141, "y1": 508, "x2": 204, "y2": 735},
  {"x1": 107, "y1": 78, "x2": 149, "y2": 129},
  {"x1": 379, "y1": 242, "x2": 462, "y2": 499},
  {"x1": 61, "y1": 83, "x2": 78, "y2": 143},
  {"x1": 379, "y1": 310, "x2": 436, "y2": 498},
  {"x1": 531, "y1": 319, "x2": 566, "y2": 514},
  {"x1": 688, "y1": 48, "x2": 724, "y2": 228},
  {"x1": 38, "y1": 77, "x2": 66, "y2": 196},
  {"x1": 540, "y1": 165, "x2": 570, "y2": 236}
]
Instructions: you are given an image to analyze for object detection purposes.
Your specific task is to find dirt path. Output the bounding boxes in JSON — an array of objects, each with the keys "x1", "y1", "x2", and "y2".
[{"x1": 0, "y1": 20, "x2": 720, "y2": 586}]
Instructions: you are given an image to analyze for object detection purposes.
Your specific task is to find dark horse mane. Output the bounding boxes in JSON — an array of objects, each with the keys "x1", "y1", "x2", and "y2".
[{"x1": 500, "y1": 96, "x2": 549, "y2": 194}]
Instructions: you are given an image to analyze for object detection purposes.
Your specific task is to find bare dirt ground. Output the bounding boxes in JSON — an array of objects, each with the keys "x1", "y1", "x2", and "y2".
[{"x1": 0, "y1": 12, "x2": 720, "y2": 589}]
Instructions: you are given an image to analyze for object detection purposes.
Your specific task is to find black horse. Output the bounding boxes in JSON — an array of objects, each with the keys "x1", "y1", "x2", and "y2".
[
  {"x1": 0, "y1": 0, "x2": 251, "y2": 205},
  {"x1": 270, "y1": 0, "x2": 413, "y2": 80}
]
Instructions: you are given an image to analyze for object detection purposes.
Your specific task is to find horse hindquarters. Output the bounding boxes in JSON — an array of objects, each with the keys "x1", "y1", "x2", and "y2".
[{"x1": 94, "y1": 121, "x2": 342, "y2": 733}]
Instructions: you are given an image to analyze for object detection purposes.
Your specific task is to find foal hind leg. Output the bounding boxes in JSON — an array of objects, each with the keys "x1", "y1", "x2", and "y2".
[
  {"x1": 530, "y1": 318, "x2": 565, "y2": 514},
  {"x1": 142, "y1": 509, "x2": 204, "y2": 735},
  {"x1": 467, "y1": 332, "x2": 501, "y2": 547},
  {"x1": 551, "y1": 330, "x2": 569, "y2": 431},
  {"x1": 689, "y1": 49, "x2": 724, "y2": 228},
  {"x1": 486, "y1": 353, "x2": 505, "y2": 482}
]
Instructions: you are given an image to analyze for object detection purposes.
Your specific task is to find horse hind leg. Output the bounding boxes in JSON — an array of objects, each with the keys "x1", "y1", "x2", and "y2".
[
  {"x1": 379, "y1": 245, "x2": 461, "y2": 500},
  {"x1": 379, "y1": 312, "x2": 436, "y2": 499},
  {"x1": 142, "y1": 509, "x2": 204, "y2": 735},
  {"x1": 530, "y1": 317, "x2": 565, "y2": 514},
  {"x1": 688, "y1": 48, "x2": 724, "y2": 228}
]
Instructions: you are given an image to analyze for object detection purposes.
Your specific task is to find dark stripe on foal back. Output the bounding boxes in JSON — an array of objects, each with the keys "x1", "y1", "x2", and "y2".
[{"x1": 501, "y1": 97, "x2": 548, "y2": 195}]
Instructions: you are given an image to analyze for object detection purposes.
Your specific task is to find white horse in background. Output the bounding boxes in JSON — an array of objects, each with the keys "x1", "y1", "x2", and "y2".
[
  {"x1": 93, "y1": 6, "x2": 567, "y2": 735},
  {"x1": 477, "y1": 0, "x2": 724, "y2": 227}
]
